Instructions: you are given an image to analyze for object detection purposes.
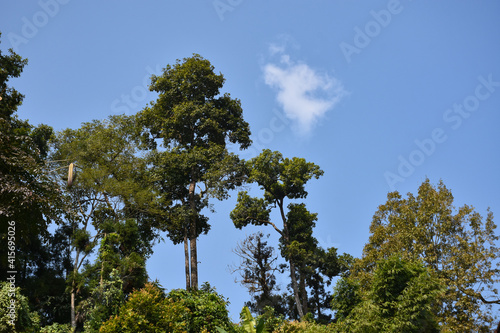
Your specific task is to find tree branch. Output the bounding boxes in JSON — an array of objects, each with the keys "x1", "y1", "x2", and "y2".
[
  {"x1": 246, "y1": 217, "x2": 283, "y2": 237},
  {"x1": 456, "y1": 284, "x2": 500, "y2": 305}
]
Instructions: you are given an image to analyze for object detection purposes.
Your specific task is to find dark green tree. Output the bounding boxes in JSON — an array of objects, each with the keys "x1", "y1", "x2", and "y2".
[
  {"x1": 281, "y1": 203, "x2": 320, "y2": 318},
  {"x1": 76, "y1": 219, "x2": 150, "y2": 332},
  {"x1": 230, "y1": 149, "x2": 324, "y2": 318},
  {"x1": 167, "y1": 283, "x2": 237, "y2": 333},
  {"x1": 0, "y1": 32, "x2": 71, "y2": 327},
  {"x1": 139, "y1": 54, "x2": 251, "y2": 290},
  {"x1": 330, "y1": 274, "x2": 361, "y2": 323},
  {"x1": 0, "y1": 35, "x2": 58, "y2": 246},
  {"x1": 77, "y1": 269, "x2": 124, "y2": 333},
  {"x1": 334, "y1": 255, "x2": 444, "y2": 333},
  {"x1": 279, "y1": 204, "x2": 348, "y2": 321},
  {"x1": 303, "y1": 247, "x2": 348, "y2": 323},
  {"x1": 20, "y1": 225, "x2": 72, "y2": 325},
  {"x1": 0, "y1": 31, "x2": 62, "y2": 282},
  {"x1": 352, "y1": 179, "x2": 500, "y2": 331}
]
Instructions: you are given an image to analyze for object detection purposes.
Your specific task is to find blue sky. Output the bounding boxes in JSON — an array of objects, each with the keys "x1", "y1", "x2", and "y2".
[{"x1": 2, "y1": 0, "x2": 500, "y2": 319}]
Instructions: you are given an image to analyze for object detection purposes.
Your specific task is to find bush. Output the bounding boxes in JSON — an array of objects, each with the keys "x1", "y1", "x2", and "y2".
[
  {"x1": 99, "y1": 282, "x2": 236, "y2": 333},
  {"x1": 40, "y1": 322, "x2": 72, "y2": 333},
  {"x1": 336, "y1": 255, "x2": 444, "y2": 333},
  {"x1": 167, "y1": 282, "x2": 236, "y2": 333},
  {"x1": 0, "y1": 282, "x2": 40, "y2": 333},
  {"x1": 99, "y1": 283, "x2": 188, "y2": 333},
  {"x1": 273, "y1": 320, "x2": 336, "y2": 333}
]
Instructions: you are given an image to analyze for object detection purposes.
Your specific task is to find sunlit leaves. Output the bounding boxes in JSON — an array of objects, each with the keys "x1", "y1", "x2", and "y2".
[
  {"x1": 336, "y1": 256, "x2": 444, "y2": 333},
  {"x1": 246, "y1": 149, "x2": 323, "y2": 203},
  {"x1": 353, "y1": 179, "x2": 500, "y2": 331},
  {"x1": 231, "y1": 192, "x2": 271, "y2": 229}
]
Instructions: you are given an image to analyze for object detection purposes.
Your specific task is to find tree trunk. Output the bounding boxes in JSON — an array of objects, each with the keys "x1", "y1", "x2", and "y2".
[
  {"x1": 278, "y1": 200, "x2": 304, "y2": 319},
  {"x1": 71, "y1": 291, "x2": 75, "y2": 332},
  {"x1": 184, "y1": 229, "x2": 190, "y2": 290},
  {"x1": 188, "y1": 180, "x2": 198, "y2": 290},
  {"x1": 189, "y1": 227, "x2": 198, "y2": 290},
  {"x1": 316, "y1": 293, "x2": 321, "y2": 319},
  {"x1": 289, "y1": 259, "x2": 305, "y2": 318},
  {"x1": 71, "y1": 249, "x2": 80, "y2": 331},
  {"x1": 299, "y1": 268, "x2": 308, "y2": 315},
  {"x1": 100, "y1": 233, "x2": 106, "y2": 288}
]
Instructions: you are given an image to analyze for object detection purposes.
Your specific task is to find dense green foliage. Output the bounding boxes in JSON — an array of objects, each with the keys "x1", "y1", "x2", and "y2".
[
  {"x1": 0, "y1": 32, "x2": 71, "y2": 327},
  {"x1": 334, "y1": 255, "x2": 444, "y2": 332},
  {"x1": 166, "y1": 283, "x2": 236, "y2": 333},
  {"x1": 0, "y1": 282, "x2": 40, "y2": 332},
  {"x1": 1, "y1": 31, "x2": 499, "y2": 332},
  {"x1": 99, "y1": 283, "x2": 188, "y2": 333},
  {"x1": 352, "y1": 179, "x2": 500, "y2": 331},
  {"x1": 217, "y1": 306, "x2": 268, "y2": 333},
  {"x1": 78, "y1": 269, "x2": 125, "y2": 333},
  {"x1": 100, "y1": 282, "x2": 235, "y2": 333},
  {"x1": 39, "y1": 323, "x2": 72, "y2": 333},
  {"x1": 231, "y1": 149, "x2": 347, "y2": 319},
  {"x1": 139, "y1": 54, "x2": 252, "y2": 291},
  {"x1": 52, "y1": 114, "x2": 161, "y2": 330}
]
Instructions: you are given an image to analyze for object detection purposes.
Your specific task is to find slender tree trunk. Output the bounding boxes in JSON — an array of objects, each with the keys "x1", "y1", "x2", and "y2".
[
  {"x1": 257, "y1": 237, "x2": 271, "y2": 300},
  {"x1": 188, "y1": 179, "x2": 198, "y2": 290},
  {"x1": 316, "y1": 293, "x2": 321, "y2": 319},
  {"x1": 189, "y1": 229, "x2": 198, "y2": 290},
  {"x1": 289, "y1": 259, "x2": 305, "y2": 318},
  {"x1": 184, "y1": 229, "x2": 190, "y2": 290},
  {"x1": 100, "y1": 233, "x2": 106, "y2": 288},
  {"x1": 278, "y1": 201, "x2": 304, "y2": 318},
  {"x1": 71, "y1": 249, "x2": 80, "y2": 331},
  {"x1": 71, "y1": 291, "x2": 75, "y2": 332},
  {"x1": 299, "y1": 268, "x2": 308, "y2": 315}
]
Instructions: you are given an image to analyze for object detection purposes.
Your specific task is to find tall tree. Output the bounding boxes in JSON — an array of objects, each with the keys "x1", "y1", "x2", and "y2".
[
  {"x1": 230, "y1": 149, "x2": 324, "y2": 318},
  {"x1": 352, "y1": 179, "x2": 500, "y2": 331},
  {"x1": 0, "y1": 32, "x2": 62, "y2": 280},
  {"x1": 52, "y1": 114, "x2": 162, "y2": 329},
  {"x1": 280, "y1": 203, "x2": 347, "y2": 321},
  {"x1": 19, "y1": 224, "x2": 73, "y2": 325},
  {"x1": 139, "y1": 54, "x2": 251, "y2": 290},
  {"x1": 0, "y1": 32, "x2": 70, "y2": 327}
]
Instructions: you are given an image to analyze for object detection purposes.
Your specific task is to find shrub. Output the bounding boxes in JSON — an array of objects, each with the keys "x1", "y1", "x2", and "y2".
[
  {"x1": 0, "y1": 282, "x2": 40, "y2": 333},
  {"x1": 40, "y1": 322, "x2": 72, "y2": 333},
  {"x1": 99, "y1": 283, "x2": 188, "y2": 333},
  {"x1": 167, "y1": 282, "x2": 235, "y2": 333}
]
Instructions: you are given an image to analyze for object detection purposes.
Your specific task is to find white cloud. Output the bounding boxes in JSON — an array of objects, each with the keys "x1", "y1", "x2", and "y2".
[{"x1": 263, "y1": 46, "x2": 346, "y2": 134}]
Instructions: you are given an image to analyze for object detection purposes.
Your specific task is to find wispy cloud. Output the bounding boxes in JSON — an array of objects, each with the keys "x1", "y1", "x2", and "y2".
[{"x1": 263, "y1": 44, "x2": 346, "y2": 134}]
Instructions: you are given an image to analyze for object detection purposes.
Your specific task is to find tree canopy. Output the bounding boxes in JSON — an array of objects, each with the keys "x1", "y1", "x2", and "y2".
[
  {"x1": 333, "y1": 255, "x2": 444, "y2": 333},
  {"x1": 231, "y1": 149, "x2": 346, "y2": 319},
  {"x1": 351, "y1": 179, "x2": 500, "y2": 331},
  {"x1": 139, "y1": 54, "x2": 251, "y2": 290},
  {"x1": 2, "y1": 29, "x2": 499, "y2": 331}
]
